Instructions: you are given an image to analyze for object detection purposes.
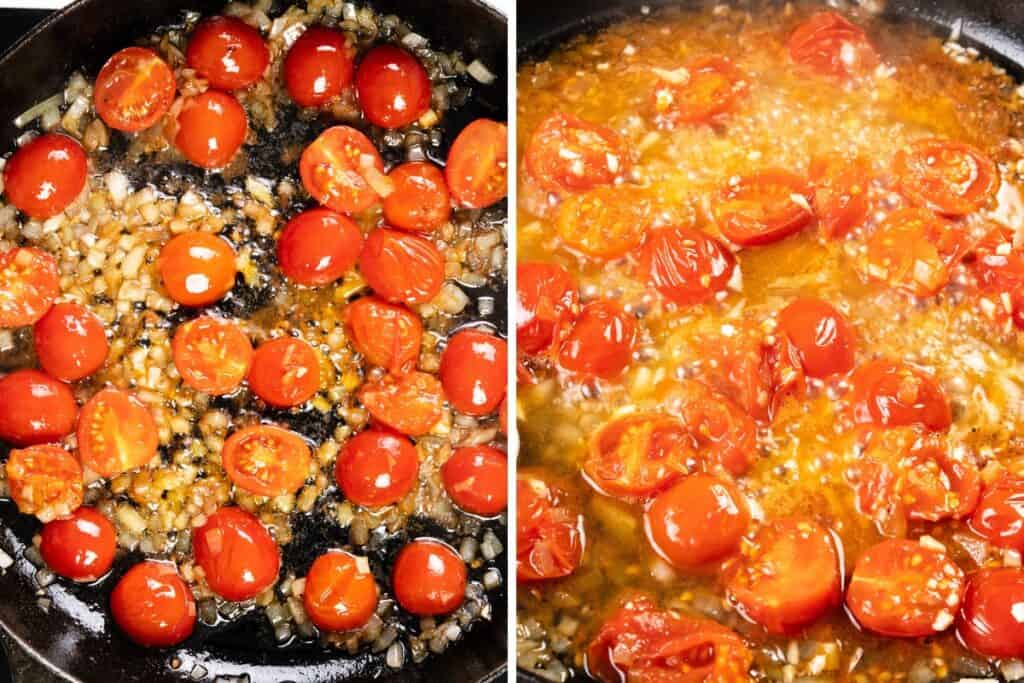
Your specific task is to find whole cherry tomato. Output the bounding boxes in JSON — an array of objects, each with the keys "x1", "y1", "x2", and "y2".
[
  {"x1": 303, "y1": 550, "x2": 379, "y2": 632},
  {"x1": 110, "y1": 561, "x2": 196, "y2": 647},
  {"x1": 277, "y1": 208, "x2": 362, "y2": 286},
  {"x1": 439, "y1": 328, "x2": 507, "y2": 416},
  {"x1": 335, "y1": 430, "x2": 419, "y2": 508},
  {"x1": 174, "y1": 91, "x2": 248, "y2": 169},
  {"x1": 33, "y1": 302, "x2": 109, "y2": 381},
  {"x1": 441, "y1": 445, "x2": 508, "y2": 516},
  {"x1": 39, "y1": 507, "x2": 116, "y2": 581},
  {"x1": 0, "y1": 369, "x2": 77, "y2": 446},
  {"x1": 186, "y1": 16, "x2": 269, "y2": 90},
  {"x1": 391, "y1": 539, "x2": 466, "y2": 616},
  {"x1": 3, "y1": 134, "x2": 87, "y2": 219},
  {"x1": 283, "y1": 26, "x2": 354, "y2": 108},
  {"x1": 158, "y1": 232, "x2": 237, "y2": 307},
  {"x1": 355, "y1": 45, "x2": 431, "y2": 128},
  {"x1": 193, "y1": 507, "x2": 281, "y2": 601}
]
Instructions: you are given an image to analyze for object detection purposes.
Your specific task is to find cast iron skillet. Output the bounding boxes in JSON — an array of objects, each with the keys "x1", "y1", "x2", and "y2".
[
  {"x1": 0, "y1": 1, "x2": 507, "y2": 682},
  {"x1": 517, "y1": 0, "x2": 1024, "y2": 681}
]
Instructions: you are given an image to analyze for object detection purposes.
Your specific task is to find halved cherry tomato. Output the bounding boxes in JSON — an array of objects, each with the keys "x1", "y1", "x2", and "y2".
[
  {"x1": 525, "y1": 112, "x2": 631, "y2": 196},
  {"x1": 518, "y1": 475, "x2": 584, "y2": 582},
  {"x1": 355, "y1": 45, "x2": 431, "y2": 129},
  {"x1": 277, "y1": 208, "x2": 362, "y2": 286},
  {"x1": 516, "y1": 261, "x2": 579, "y2": 356},
  {"x1": 441, "y1": 445, "x2": 508, "y2": 516},
  {"x1": 639, "y1": 225, "x2": 737, "y2": 305},
  {"x1": 221, "y1": 424, "x2": 311, "y2": 496},
  {"x1": 247, "y1": 337, "x2": 321, "y2": 408},
  {"x1": 445, "y1": 119, "x2": 508, "y2": 208},
  {"x1": 5, "y1": 445, "x2": 82, "y2": 522},
  {"x1": 644, "y1": 474, "x2": 749, "y2": 570},
  {"x1": 847, "y1": 538, "x2": 964, "y2": 637},
  {"x1": 391, "y1": 538, "x2": 466, "y2": 616},
  {"x1": 174, "y1": 91, "x2": 248, "y2": 169},
  {"x1": 304, "y1": 550, "x2": 379, "y2": 632},
  {"x1": 3, "y1": 134, "x2": 87, "y2": 219},
  {"x1": 359, "y1": 228, "x2": 445, "y2": 305},
  {"x1": 862, "y1": 208, "x2": 969, "y2": 297},
  {"x1": 848, "y1": 359, "x2": 951, "y2": 431},
  {"x1": 557, "y1": 300, "x2": 637, "y2": 379},
  {"x1": 651, "y1": 55, "x2": 748, "y2": 128},
  {"x1": 110, "y1": 561, "x2": 196, "y2": 647},
  {"x1": 776, "y1": 297, "x2": 856, "y2": 378},
  {"x1": 335, "y1": 429, "x2": 419, "y2": 508},
  {"x1": 158, "y1": 231, "x2": 237, "y2": 307},
  {"x1": 556, "y1": 186, "x2": 652, "y2": 259},
  {"x1": 674, "y1": 380, "x2": 759, "y2": 476},
  {"x1": 0, "y1": 369, "x2": 77, "y2": 446},
  {"x1": 39, "y1": 507, "x2": 116, "y2": 581},
  {"x1": 894, "y1": 139, "x2": 999, "y2": 217},
  {"x1": 300, "y1": 126, "x2": 385, "y2": 215},
  {"x1": 78, "y1": 389, "x2": 157, "y2": 477},
  {"x1": 344, "y1": 296, "x2": 422, "y2": 373},
  {"x1": 969, "y1": 475, "x2": 1024, "y2": 551},
  {"x1": 94, "y1": 47, "x2": 176, "y2": 132},
  {"x1": 788, "y1": 11, "x2": 880, "y2": 81},
  {"x1": 692, "y1": 325, "x2": 773, "y2": 422},
  {"x1": 34, "y1": 303, "x2": 108, "y2": 381},
  {"x1": 714, "y1": 169, "x2": 814, "y2": 246},
  {"x1": 725, "y1": 517, "x2": 841, "y2": 635},
  {"x1": 172, "y1": 316, "x2": 252, "y2": 395},
  {"x1": 382, "y1": 162, "x2": 451, "y2": 232},
  {"x1": 440, "y1": 328, "x2": 507, "y2": 416},
  {"x1": 810, "y1": 154, "x2": 871, "y2": 239},
  {"x1": 185, "y1": 16, "x2": 269, "y2": 90},
  {"x1": 0, "y1": 247, "x2": 59, "y2": 327},
  {"x1": 957, "y1": 568, "x2": 1024, "y2": 658},
  {"x1": 193, "y1": 507, "x2": 280, "y2": 601},
  {"x1": 358, "y1": 370, "x2": 444, "y2": 436},
  {"x1": 283, "y1": 26, "x2": 354, "y2": 108},
  {"x1": 766, "y1": 332, "x2": 807, "y2": 415},
  {"x1": 968, "y1": 227, "x2": 1024, "y2": 293}
]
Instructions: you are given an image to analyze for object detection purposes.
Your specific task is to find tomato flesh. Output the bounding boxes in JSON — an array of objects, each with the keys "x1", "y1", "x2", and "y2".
[
  {"x1": 193, "y1": 507, "x2": 281, "y2": 601},
  {"x1": 3, "y1": 133, "x2": 88, "y2": 219},
  {"x1": 0, "y1": 247, "x2": 60, "y2": 328},
  {"x1": 517, "y1": 475, "x2": 584, "y2": 582},
  {"x1": 34, "y1": 302, "x2": 109, "y2": 381},
  {"x1": 862, "y1": 208, "x2": 969, "y2": 297},
  {"x1": 304, "y1": 550, "x2": 379, "y2": 632},
  {"x1": 78, "y1": 388, "x2": 159, "y2": 478},
  {"x1": 300, "y1": 126, "x2": 384, "y2": 215},
  {"x1": 445, "y1": 119, "x2": 508, "y2": 209},
  {"x1": 277, "y1": 208, "x2": 362, "y2": 286},
  {"x1": 848, "y1": 359, "x2": 951, "y2": 431},
  {"x1": 355, "y1": 45, "x2": 431, "y2": 129},
  {"x1": 283, "y1": 26, "x2": 354, "y2": 108},
  {"x1": 441, "y1": 445, "x2": 508, "y2": 516},
  {"x1": 0, "y1": 368, "x2": 77, "y2": 446},
  {"x1": 94, "y1": 47, "x2": 176, "y2": 132},
  {"x1": 110, "y1": 561, "x2": 196, "y2": 647},
  {"x1": 172, "y1": 316, "x2": 252, "y2": 395},
  {"x1": 391, "y1": 539, "x2": 466, "y2": 616},
  {"x1": 674, "y1": 380, "x2": 759, "y2": 477},
  {"x1": 221, "y1": 424, "x2": 312, "y2": 497},
  {"x1": 158, "y1": 231, "x2": 237, "y2": 307},
  {"x1": 186, "y1": 16, "x2": 269, "y2": 90},
  {"x1": 359, "y1": 228, "x2": 445, "y2": 305},
  {"x1": 776, "y1": 297, "x2": 856, "y2": 378},
  {"x1": 358, "y1": 370, "x2": 444, "y2": 436},
  {"x1": 525, "y1": 111, "x2": 630, "y2": 196},
  {"x1": 382, "y1": 162, "x2": 451, "y2": 232},
  {"x1": 516, "y1": 261, "x2": 579, "y2": 356},
  {"x1": 344, "y1": 296, "x2": 423, "y2": 373},
  {"x1": 957, "y1": 568, "x2": 1024, "y2": 659},
  {"x1": 810, "y1": 154, "x2": 871, "y2": 239},
  {"x1": 714, "y1": 169, "x2": 814, "y2": 246},
  {"x1": 40, "y1": 507, "x2": 116, "y2": 582},
  {"x1": 440, "y1": 328, "x2": 507, "y2": 416},
  {"x1": 5, "y1": 445, "x2": 83, "y2": 522},
  {"x1": 894, "y1": 139, "x2": 999, "y2": 216},
  {"x1": 652, "y1": 55, "x2": 748, "y2": 127},
  {"x1": 174, "y1": 91, "x2": 248, "y2": 169},
  {"x1": 247, "y1": 337, "x2": 321, "y2": 408},
  {"x1": 557, "y1": 300, "x2": 637, "y2": 379},
  {"x1": 556, "y1": 185, "x2": 653, "y2": 260},
  {"x1": 639, "y1": 225, "x2": 737, "y2": 305},
  {"x1": 788, "y1": 11, "x2": 880, "y2": 81},
  {"x1": 335, "y1": 429, "x2": 419, "y2": 508}
]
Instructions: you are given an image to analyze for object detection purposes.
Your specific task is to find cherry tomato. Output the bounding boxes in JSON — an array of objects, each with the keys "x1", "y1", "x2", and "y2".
[
  {"x1": 344, "y1": 296, "x2": 422, "y2": 373},
  {"x1": 788, "y1": 11, "x2": 880, "y2": 81},
  {"x1": 358, "y1": 370, "x2": 444, "y2": 436},
  {"x1": 556, "y1": 186, "x2": 653, "y2": 259},
  {"x1": 0, "y1": 247, "x2": 59, "y2": 328},
  {"x1": 516, "y1": 261, "x2": 579, "y2": 356},
  {"x1": 3, "y1": 133, "x2": 88, "y2": 219},
  {"x1": 5, "y1": 445, "x2": 82, "y2": 522},
  {"x1": 221, "y1": 424, "x2": 311, "y2": 496},
  {"x1": 335, "y1": 429, "x2": 419, "y2": 508},
  {"x1": 303, "y1": 550, "x2": 378, "y2": 632},
  {"x1": 247, "y1": 337, "x2": 321, "y2": 408},
  {"x1": 846, "y1": 538, "x2": 964, "y2": 637},
  {"x1": 499, "y1": 396, "x2": 508, "y2": 435},
  {"x1": 391, "y1": 539, "x2": 466, "y2": 616},
  {"x1": 354, "y1": 45, "x2": 431, "y2": 129},
  {"x1": 776, "y1": 297, "x2": 856, "y2": 378},
  {"x1": 810, "y1": 154, "x2": 871, "y2": 239},
  {"x1": 674, "y1": 380, "x2": 759, "y2": 477},
  {"x1": 766, "y1": 331, "x2": 807, "y2": 415},
  {"x1": 714, "y1": 169, "x2": 814, "y2": 246},
  {"x1": 110, "y1": 561, "x2": 196, "y2": 647},
  {"x1": 283, "y1": 26, "x2": 354, "y2": 108},
  {"x1": 969, "y1": 227, "x2": 1024, "y2": 293},
  {"x1": 33, "y1": 303, "x2": 108, "y2": 381},
  {"x1": 382, "y1": 162, "x2": 451, "y2": 232},
  {"x1": 185, "y1": 16, "x2": 269, "y2": 90},
  {"x1": 894, "y1": 139, "x2": 999, "y2": 217},
  {"x1": 445, "y1": 119, "x2": 508, "y2": 208},
  {"x1": 957, "y1": 568, "x2": 1024, "y2": 658},
  {"x1": 441, "y1": 445, "x2": 507, "y2": 516},
  {"x1": 174, "y1": 91, "x2": 248, "y2": 169},
  {"x1": 277, "y1": 208, "x2": 362, "y2": 286},
  {"x1": 525, "y1": 111, "x2": 631, "y2": 196},
  {"x1": 969, "y1": 476, "x2": 1024, "y2": 551},
  {"x1": 557, "y1": 300, "x2": 637, "y2": 379},
  {"x1": 94, "y1": 46, "x2": 176, "y2": 131},
  {"x1": 862, "y1": 208, "x2": 969, "y2": 297},
  {"x1": 193, "y1": 507, "x2": 280, "y2": 601},
  {"x1": 440, "y1": 328, "x2": 507, "y2": 416},
  {"x1": 300, "y1": 126, "x2": 385, "y2": 215},
  {"x1": 172, "y1": 316, "x2": 252, "y2": 395},
  {"x1": 158, "y1": 231, "x2": 237, "y2": 307},
  {"x1": 0, "y1": 369, "x2": 77, "y2": 446},
  {"x1": 517, "y1": 475, "x2": 584, "y2": 582},
  {"x1": 692, "y1": 325, "x2": 773, "y2": 422},
  {"x1": 639, "y1": 225, "x2": 737, "y2": 305},
  {"x1": 359, "y1": 228, "x2": 445, "y2": 305},
  {"x1": 652, "y1": 55, "x2": 748, "y2": 128},
  {"x1": 78, "y1": 389, "x2": 158, "y2": 478},
  {"x1": 848, "y1": 359, "x2": 951, "y2": 431},
  {"x1": 39, "y1": 507, "x2": 116, "y2": 581}
]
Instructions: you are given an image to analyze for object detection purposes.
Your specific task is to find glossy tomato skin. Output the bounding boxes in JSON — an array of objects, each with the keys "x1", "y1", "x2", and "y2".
[
  {"x1": 5, "y1": 445, "x2": 83, "y2": 522},
  {"x1": 94, "y1": 47, "x2": 176, "y2": 132},
  {"x1": 788, "y1": 11, "x2": 880, "y2": 81},
  {"x1": 516, "y1": 261, "x2": 579, "y2": 356},
  {"x1": 33, "y1": 303, "x2": 108, "y2": 381},
  {"x1": 359, "y1": 228, "x2": 445, "y2": 305},
  {"x1": 0, "y1": 369, "x2": 77, "y2": 446},
  {"x1": 969, "y1": 476, "x2": 1024, "y2": 551},
  {"x1": 158, "y1": 232, "x2": 237, "y2": 307},
  {"x1": 110, "y1": 561, "x2": 196, "y2": 648},
  {"x1": 300, "y1": 126, "x2": 384, "y2": 214},
  {"x1": 382, "y1": 162, "x2": 451, "y2": 232},
  {"x1": 193, "y1": 507, "x2": 281, "y2": 601},
  {"x1": 344, "y1": 296, "x2": 422, "y2": 373},
  {"x1": 172, "y1": 316, "x2": 252, "y2": 395},
  {"x1": 174, "y1": 91, "x2": 248, "y2": 169},
  {"x1": 277, "y1": 208, "x2": 362, "y2": 286},
  {"x1": 221, "y1": 424, "x2": 312, "y2": 497},
  {"x1": 639, "y1": 225, "x2": 737, "y2": 305},
  {"x1": 439, "y1": 329, "x2": 507, "y2": 416},
  {"x1": 335, "y1": 430, "x2": 419, "y2": 508},
  {"x1": 441, "y1": 445, "x2": 508, "y2": 516},
  {"x1": 303, "y1": 550, "x2": 378, "y2": 632},
  {"x1": 776, "y1": 298, "x2": 856, "y2": 378},
  {"x1": 557, "y1": 300, "x2": 637, "y2": 379},
  {"x1": 283, "y1": 26, "x2": 354, "y2": 108},
  {"x1": 355, "y1": 45, "x2": 431, "y2": 128},
  {"x1": 810, "y1": 154, "x2": 871, "y2": 239},
  {"x1": 391, "y1": 539, "x2": 466, "y2": 616},
  {"x1": 358, "y1": 370, "x2": 444, "y2": 436},
  {"x1": 673, "y1": 380, "x2": 759, "y2": 477},
  {"x1": 714, "y1": 169, "x2": 814, "y2": 246},
  {"x1": 248, "y1": 337, "x2": 321, "y2": 408},
  {"x1": 849, "y1": 359, "x2": 951, "y2": 432},
  {"x1": 957, "y1": 568, "x2": 1024, "y2": 658},
  {"x1": 445, "y1": 119, "x2": 508, "y2": 209},
  {"x1": 186, "y1": 16, "x2": 269, "y2": 90},
  {"x1": 3, "y1": 133, "x2": 88, "y2": 219},
  {"x1": 517, "y1": 475, "x2": 584, "y2": 582},
  {"x1": 77, "y1": 388, "x2": 158, "y2": 478},
  {"x1": 39, "y1": 507, "x2": 116, "y2": 582},
  {"x1": 0, "y1": 247, "x2": 60, "y2": 328},
  {"x1": 894, "y1": 139, "x2": 999, "y2": 217},
  {"x1": 652, "y1": 55, "x2": 749, "y2": 128}
]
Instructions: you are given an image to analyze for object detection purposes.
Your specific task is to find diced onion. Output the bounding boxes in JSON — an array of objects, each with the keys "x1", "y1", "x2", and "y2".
[
  {"x1": 467, "y1": 59, "x2": 496, "y2": 84},
  {"x1": 14, "y1": 92, "x2": 63, "y2": 129},
  {"x1": 360, "y1": 154, "x2": 394, "y2": 198}
]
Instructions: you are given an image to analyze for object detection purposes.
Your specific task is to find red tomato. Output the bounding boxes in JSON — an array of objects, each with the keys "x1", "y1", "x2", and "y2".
[
  {"x1": 639, "y1": 225, "x2": 737, "y2": 305},
  {"x1": 846, "y1": 538, "x2": 964, "y2": 637},
  {"x1": 94, "y1": 47, "x2": 176, "y2": 132},
  {"x1": 0, "y1": 369, "x2": 77, "y2": 446},
  {"x1": 674, "y1": 380, "x2": 759, "y2": 477},
  {"x1": 651, "y1": 55, "x2": 748, "y2": 128},
  {"x1": 33, "y1": 303, "x2": 108, "y2": 381},
  {"x1": 692, "y1": 325, "x2": 774, "y2": 422},
  {"x1": 894, "y1": 139, "x2": 999, "y2": 217},
  {"x1": 725, "y1": 518, "x2": 841, "y2": 635},
  {"x1": 185, "y1": 16, "x2": 269, "y2": 90},
  {"x1": 862, "y1": 208, "x2": 969, "y2": 297},
  {"x1": 247, "y1": 337, "x2": 321, "y2": 408},
  {"x1": 110, "y1": 561, "x2": 196, "y2": 647},
  {"x1": 283, "y1": 26, "x2": 354, "y2": 108},
  {"x1": 714, "y1": 169, "x2": 814, "y2": 246},
  {"x1": 174, "y1": 91, "x2": 248, "y2": 169},
  {"x1": 300, "y1": 126, "x2": 385, "y2": 215},
  {"x1": 517, "y1": 475, "x2": 584, "y2": 582},
  {"x1": 39, "y1": 507, "x2": 116, "y2": 581},
  {"x1": 221, "y1": 424, "x2": 311, "y2": 496},
  {"x1": 810, "y1": 154, "x2": 871, "y2": 239},
  {"x1": 557, "y1": 300, "x2": 637, "y2": 379},
  {"x1": 3, "y1": 134, "x2": 87, "y2": 219},
  {"x1": 354, "y1": 45, "x2": 431, "y2": 129},
  {"x1": 556, "y1": 186, "x2": 653, "y2": 260},
  {"x1": 441, "y1": 445, "x2": 508, "y2": 516},
  {"x1": 0, "y1": 247, "x2": 59, "y2": 328},
  {"x1": 277, "y1": 208, "x2": 362, "y2": 286},
  {"x1": 848, "y1": 359, "x2": 951, "y2": 431},
  {"x1": 303, "y1": 550, "x2": 379, "y2": 632},
  {"x1": 516, "y1": 261, "x2": 579, "y2": 356},
  {"x1": 969, "y1": 227, "x2": 1024, "y2": 293},
  {"x1": 335, "y1": 430, "x2": 419, "y2": 508},
  {"x1": 957, "y1": 568, "x2": 1024, "y2": 658},
  {"x1": 193, "y1": 507, "x2": 281, "y2": 601},
  {"x1": 788, "y1": 11, "x2": 880, "y2": 81},
  {"x1": 382, "y1": 162, "x2": 451, "y2": 232},
  {"x1": 172, "y1": 316, "x2": 252, "y2": 395},
  {"x1": 158, "y1": 232, "x2": 237, "y2": 307},
  {"x1": 445, "y1": 119, "x2": 508, "y2": 209},
  {"x1": 391, "y1": 539, "x2": 467, "y2": 616},
  {"x1": 440, "y1": 328, "x2": 507, "y2": 416},
  {"x1": 78, "y1": 389, "x2": 158, "y2": 478},
  {"x1": 776, "y1": 297, "x2": 856, "y2": 378},
  {"x1": 358, "y1": 370, "x2": 444, "y2": 436},
  {"x1": 359, "y1": 228, "x2": 445, "y2": 305},
  {"x1": 5, "y1": 445, "x2": 82, "y2": 522},
  {"x1": 969, "y1": 476, "x2": 1024, "y2": 551},
  {"x1": 344, "y1": 296, "x2": 422, "y2": 373},
  {"x1": 525, "y1": 112, "x2": 631, "y2": 196},
  {"x1": 499, "y1": 396, "x2": 508, "y2": 435}
]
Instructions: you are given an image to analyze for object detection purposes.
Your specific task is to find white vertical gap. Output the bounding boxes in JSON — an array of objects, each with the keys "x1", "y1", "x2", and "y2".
[{"x1": 504, "y1": 0, "x2": 518, "y2": 680}]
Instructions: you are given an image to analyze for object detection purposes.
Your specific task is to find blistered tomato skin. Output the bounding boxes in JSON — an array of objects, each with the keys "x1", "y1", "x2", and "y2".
[
  {"x1": 3, "y1": 134, "x2": 88, "y2": 219},
  {"x1": 359, "y1": 229, "x2": 445, "y2": 305},
  {"x1": 517, "y1": 476, "x2": 584, "y2": 582},
  {"x1": 969, "y1": 477, "x2": 1024, "y2": 551},
  {"x1": 958, "y1": 568, "x2": 1024, "y2": 658},
  {"x1": 355, "y1": 45, "x2": 431, "y2": 129},
  {"x1": 383, "y1": 162, "x2": 451, "y2": 232},
  {"x1": 344, "y1": 296, "x2": 423, "y2": 373},
  {"x1": 776, "y1": 298, "x2": 856, "y2": 378},
  {"x1": 193, "y1": 507, "x2": 281, "y2": 602},
  {"x1": 39, "y1": 507, "x2": 117, "y2": 582},
  {"x1": 110, "y1": 561, "x2": 196, "y2": 648},
  {"x1": 558, "y1": 300, "x2": 637, "y2": 379},
  {"x1": 849, "y1": 359, "x2": 951, "y2": 431}
]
